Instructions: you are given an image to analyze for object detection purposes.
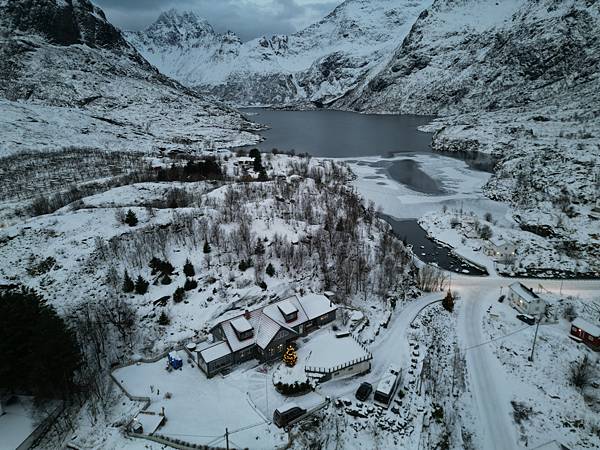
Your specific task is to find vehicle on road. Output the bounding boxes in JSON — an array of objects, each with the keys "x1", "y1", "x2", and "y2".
[
  {"x1": 374, "y1": 365, "x2": 401, "y2": 407},
  {"x1": 273, "y1": 404, "x2": 306, "y2": 428},
  {"x1": 516, "y1": 314, "x2": 536, "y2": 325},
  {"x1": 498, "y1": 294, "x2": 505, "y2": 303},
  {"x1": 355, "y1": 382, "x2": 372, "y2": 401}
]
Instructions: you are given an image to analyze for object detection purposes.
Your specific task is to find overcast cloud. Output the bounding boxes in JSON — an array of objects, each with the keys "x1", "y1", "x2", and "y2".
[{"x1": 94, "y1": 0, "x2": 340, "y2": 41}]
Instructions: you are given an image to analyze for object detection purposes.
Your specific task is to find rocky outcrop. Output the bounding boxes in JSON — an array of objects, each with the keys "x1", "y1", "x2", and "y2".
[{"x1": 1, "y1": 0, "x2": 127, "y2": 49}]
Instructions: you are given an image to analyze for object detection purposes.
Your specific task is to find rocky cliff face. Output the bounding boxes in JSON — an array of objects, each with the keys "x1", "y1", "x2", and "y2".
[
  {"x1": 1, "y1": 0, "x2": 126, "y2": 49},
  {"x1": 337, "y1": 0, "x2": 600, "y2": 115},
  {"x1": 125, "y1": 0, "x2": 432, "y2": 106},
  {"x1": 0, "y1": 0, "x2": 260, "y2": 155}
]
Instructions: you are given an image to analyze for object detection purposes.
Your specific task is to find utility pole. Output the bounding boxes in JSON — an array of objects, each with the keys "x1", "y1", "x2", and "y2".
[
  {"x1": 560, "y1": 279, "x2": 564, "y2": 297},
  {"x1": 225, "y1": 428, "x2": 230, "y2": 450},
  {"x1": 528, "y1": 316, "x2": 541, "y2": 362}
]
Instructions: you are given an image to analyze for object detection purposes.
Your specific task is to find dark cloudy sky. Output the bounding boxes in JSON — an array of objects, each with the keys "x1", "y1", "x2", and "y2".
[{"x1": 94, "y1": 0, "x2": 340, "y2": 41}]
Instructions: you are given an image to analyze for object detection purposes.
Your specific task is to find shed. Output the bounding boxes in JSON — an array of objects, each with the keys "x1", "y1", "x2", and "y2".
[{"x1": 570, "y1": 318, "x2": 600, "y2": 351}]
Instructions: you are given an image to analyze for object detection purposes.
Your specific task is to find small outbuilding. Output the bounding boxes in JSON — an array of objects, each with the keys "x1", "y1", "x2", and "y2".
[
  {"x1": 570, "y1": 318, "x2": 600, "y2": 351},
  {"x1": 508, "y1": 282, "x2": 546, "y2": 316}
]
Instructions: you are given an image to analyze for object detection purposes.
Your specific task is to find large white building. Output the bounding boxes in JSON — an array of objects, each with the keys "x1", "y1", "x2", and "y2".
[{"x1": 508, "y1": 282, "x2": 547, "y2": 316}]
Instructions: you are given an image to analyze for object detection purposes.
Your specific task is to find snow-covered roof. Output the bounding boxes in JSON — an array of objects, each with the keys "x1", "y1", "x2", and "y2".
[
  {"x1": 297, "y1": 293, "x2": 337, "y2": 320},
  {"x1": 275, "y1": 403, "x2": 300, "y2": 413},
  {"x1": 254, "y1": 314, "x2": 287, "y2": 350},
  {"x1": 488, "y1": 236, "x2": 514, "y2": 248},
  {"x1": 263, "y1": 296, "x2": 307, "y2": 327},
  {"x1": 215, "y1": 293, "x2": 337, "y2": 352},
  {"x1": 277, "y1": 300, "x2": 298, "y2": 316},
  {"x1": 230, "y1": 316, "x2": 253, "y2": 333},
  {"x1": 509, "y1": 282, "x2": 541, "y2": 303},
  {"x1": 198, "y1": 341, "x2": 232, "y2": 363},
  {"x1": 572, "y1": 318, "x2": 600, "y2": 337}
]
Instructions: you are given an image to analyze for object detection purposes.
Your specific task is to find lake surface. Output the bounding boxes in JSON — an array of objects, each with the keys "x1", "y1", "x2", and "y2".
[
  {"x1": 244, "y1": 108, "x2": 489, "y2": 276},
  {"x1": 243, "y1": 108, "x2": 435, "y2": 157}
]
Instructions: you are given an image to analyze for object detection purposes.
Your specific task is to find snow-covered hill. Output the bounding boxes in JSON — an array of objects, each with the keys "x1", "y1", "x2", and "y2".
[
  {"x1": 0, "y1": 0, "x2": 260, "y2": 156},
  {"x1": 125, "y1": 1, "x2": 432, "y2": 106}
]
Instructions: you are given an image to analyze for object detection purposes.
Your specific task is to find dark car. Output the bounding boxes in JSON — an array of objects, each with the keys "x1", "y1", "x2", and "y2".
[
  {"x1": 516, "y1": 314, "x2": 536, "y2": 325},
  {"x1": 498, "y1": 295, "x2": 505, "y2": 303},
  {"x1": 355, "y1": 382, "x2": 373, "y2": 402},
  {"x1": 273, "y1": 404, "x2": 306, "y2": 428}
]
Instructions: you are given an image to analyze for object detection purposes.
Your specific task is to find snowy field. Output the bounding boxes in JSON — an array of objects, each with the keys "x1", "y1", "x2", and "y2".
[{"x1": 114, "y1": 352, "x2": 288, "y2": 449}]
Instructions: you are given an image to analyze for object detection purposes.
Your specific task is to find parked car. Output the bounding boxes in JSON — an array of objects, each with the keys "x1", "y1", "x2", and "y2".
[
  {"x1": 498, "y1": 295, "x2": 505, "y2": 303},
  {"x1": 516, "y1": 314, "x2": 536, "y2": 325},
  {"x1": 355, "y1": 382, "x2": 373, "y2": 401},
  {"x1": 273, "y1": 404, "x2": 306, "y2": 428}
]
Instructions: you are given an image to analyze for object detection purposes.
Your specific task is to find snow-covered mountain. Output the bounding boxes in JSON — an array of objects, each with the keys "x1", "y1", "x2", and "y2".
[
  {"x1": 337, "y1": 0, "x2": 600, "y2": 115},
  {"x1": 0, "y1": 0, "x2": 260, "y2": 156},
  {"x1": 125, "y1": 1, "x2": 432, "y2": 106}
]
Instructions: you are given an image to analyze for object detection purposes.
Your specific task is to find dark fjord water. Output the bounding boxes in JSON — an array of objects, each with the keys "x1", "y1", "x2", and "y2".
[
  {"x1": 243, "y1": 108, "x2": 434, "y2": 157},
  {"x1": 243, "y1": 108, "x2": 488, "y2": 276}
]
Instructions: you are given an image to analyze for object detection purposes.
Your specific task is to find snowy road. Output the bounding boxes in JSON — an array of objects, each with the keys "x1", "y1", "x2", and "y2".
[
  {"x1": 370, "y1": 275, "x2": 600, "y2": 449},
  {"x1": 454, "y1": 275, "x2": 600, "y2": 450}
]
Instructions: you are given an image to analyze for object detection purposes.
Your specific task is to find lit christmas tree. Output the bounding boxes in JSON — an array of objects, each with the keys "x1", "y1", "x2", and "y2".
[{"x1": 283, "y1": 345, "x2": 298, "y2": 367}]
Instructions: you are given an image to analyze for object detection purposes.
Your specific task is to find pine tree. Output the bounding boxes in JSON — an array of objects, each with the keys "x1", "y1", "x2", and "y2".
[
  {"x1": 134, "y1": 275, "x2": 149, "y2": 295},
  {"x1": 442, "y1": 290, "x2": 454, "y2": 313},
  {"x1": 183, "y1": 258, "x2": 195, "y2": 277},
  {"x1": 255, "y1": 240, "x2": 265, "y2": 256},
  {"x1": 123, "y1": 270, "x2": 134, "y2": 293},
  {"x1": 184, "y1": 278, "x2": 198, "y2": 291},
  {"x1": 149, "y1": 257, "x2": 162, "y2": 275},
  {"x1": 239, "y1": 260, "x2": 248, "y2": 272},
  {"x1": 283, "y1": 345, "x2": 298, "y2": 367},
  {"x1": 124, "y1": 209, "x2": 138, "y2": 227},
  {"x1": 158, "y1": 311, "x2": 170, "y2": 326},
  {"x1": 203, "y1": 240, "x2": 211, "y2": 254},
  {"x1": 173, "y1": 287, "x2": 185, "y2": 303},
  {"x1": 0, "y1": 287, "x2": 81, "y2": 397},
  {"x1": 161, "y1": 274, "x2": 172, "y2": 285},
  {"x1": 266, "y1": 263, "x2": 275, "y2": 277}
]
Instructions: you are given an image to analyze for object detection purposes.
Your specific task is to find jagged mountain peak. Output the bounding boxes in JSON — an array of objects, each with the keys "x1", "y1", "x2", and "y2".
[{"x1": 0, "y1": 0, "x2": 128, "y2": 49}]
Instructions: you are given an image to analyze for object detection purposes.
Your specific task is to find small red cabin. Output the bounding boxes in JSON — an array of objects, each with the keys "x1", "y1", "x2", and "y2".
[{"x1": 570, "y1": 318, "x2": 600, "y2": 351}]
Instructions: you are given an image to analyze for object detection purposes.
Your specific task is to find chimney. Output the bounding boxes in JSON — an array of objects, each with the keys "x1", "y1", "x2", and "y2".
[{"x1": 244, "y1": 310, "x2": 251, "y2": 319}]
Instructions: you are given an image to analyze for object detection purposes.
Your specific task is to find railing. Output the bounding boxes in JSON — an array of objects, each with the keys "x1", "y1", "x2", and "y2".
[{"x1": 305, "y1": 353, "x2": 373, "y2": 375}]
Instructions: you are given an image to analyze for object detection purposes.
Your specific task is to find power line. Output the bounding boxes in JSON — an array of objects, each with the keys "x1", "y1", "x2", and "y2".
[{"x1": 464, "y1": 325, "x2": 531, "y2": 351}]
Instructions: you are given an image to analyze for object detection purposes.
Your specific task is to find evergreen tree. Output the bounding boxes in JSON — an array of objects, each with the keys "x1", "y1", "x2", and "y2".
[
  {"x1": 149, "y1": 257, "x2": 162, "y2": 275},
  {"x1": 173, "y1": 287, "x2": 185, "y2": 303},
  {"x1": 158, "y1": 260, "x2": 174, "y2": 276},
  {"x1": 0, "y1": 287, "x2": 81, "y2": 397},
  {"x1": 158, "y1": 311, "x2": 170, "y2": 326},
  {"x1": 266, "y1": 263, "x2": 275, "y2": 277},
  {"x1": 123, "y1": 270, "x2": 134, "y2": 293},
  {"x1": 258, "y1": 168, "x2": 269, "y2": 181},
  {"x1": 203, "y1": 240, "x2": 211, "y2": 254},
  {"x1": 239, "y1": 260, "x2": 248, "y2": 272},
  {"x1": 161, "y1": 274, "x2": 172, "y2": 285},
  {"x1": 134, "y1": 275, "x2": 149, "y2": 295},
  {"x1": 255, "y1": 240, "x2": 265, "y2": 256},
  {"x1": 183, "y1": 258, "x2": 195, "y2": 277},
  {"x1": 442, "y1": 290, "x2": 454, "y2": 313},
  {"x1": 184, "y1": 278, "x2": 198, "y2": 291},
  {"x1": 283, "y1": 345, "x2": 298, "y2": 367},
  {"x1": 124, "y1": 209, "x2": 138, "y2": 227}
]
